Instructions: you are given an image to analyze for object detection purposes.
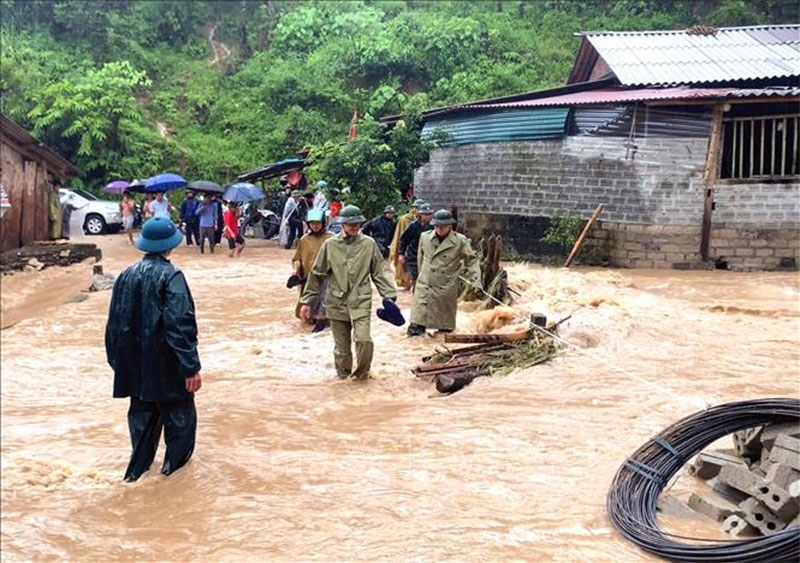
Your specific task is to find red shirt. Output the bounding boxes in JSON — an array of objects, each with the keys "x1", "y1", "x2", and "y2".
[{"x1": 223, "y1": 208, "x2": 239, "y2": 237}]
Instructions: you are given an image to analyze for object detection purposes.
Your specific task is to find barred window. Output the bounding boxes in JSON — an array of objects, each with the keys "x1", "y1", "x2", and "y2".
[{"x1": 720, "y1": 114, "x2": 799, "y2": 180}]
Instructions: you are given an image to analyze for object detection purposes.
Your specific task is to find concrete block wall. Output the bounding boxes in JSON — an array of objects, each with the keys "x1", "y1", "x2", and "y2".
[{"x1": 415, "y1": 136, "x2": 800, "y2": 270}]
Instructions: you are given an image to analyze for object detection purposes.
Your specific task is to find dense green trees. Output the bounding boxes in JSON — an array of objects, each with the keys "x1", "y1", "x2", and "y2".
[{"x1": 0, "y1": 0, "x2": 794, "y2": 199}]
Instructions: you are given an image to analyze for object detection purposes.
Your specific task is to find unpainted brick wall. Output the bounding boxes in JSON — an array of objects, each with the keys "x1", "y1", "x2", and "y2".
[{"x1": 415, "y1": 136, "x2": 800, "y2": 270}]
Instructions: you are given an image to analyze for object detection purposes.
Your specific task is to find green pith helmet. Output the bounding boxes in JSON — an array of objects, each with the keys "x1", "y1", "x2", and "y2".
[
  {"x1": 418, "y1": 203, "x2": 433, "y2": 214},
  {"x1": 431, "y1": 209, "x2": 457, "y2": 226},
  {"x1": 336, "y1": 204, "x2": 366, "y2": 225},
  {"x1": 411, "y1": 198, "x2": 426, "y2": 208},
  {"x1": 291, "y1": 189, "x2": 302, "y2": 197},
  {"x1": 383, "y1": 205, "x2": 396, "y2": 214}
]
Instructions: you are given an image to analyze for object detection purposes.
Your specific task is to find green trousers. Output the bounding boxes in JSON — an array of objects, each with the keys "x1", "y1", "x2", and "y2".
[{"x1": 330, "y1": 317, "x2": 373, "y2": 380}]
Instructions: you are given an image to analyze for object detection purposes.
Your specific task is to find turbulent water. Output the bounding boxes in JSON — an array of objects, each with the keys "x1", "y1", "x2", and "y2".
[{"x1": 1, "y1": 233, "x2": 798, "y2": 561}]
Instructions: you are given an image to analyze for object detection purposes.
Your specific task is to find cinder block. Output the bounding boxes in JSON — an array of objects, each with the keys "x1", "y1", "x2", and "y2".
[
  {"x1": 754, "y1": 482, "x2": 800, "y2": 522},
  {"x1": 739, "y1": 497, "x2": 786, "y2": 535},
  {"x1": 718, "y1": 465, "x2": 768, "y2": 496},
  {"x1": 722, "y1": 514, "x2": 759, "y2": 537},
  {"x1": 688, "y1": 492, "x2": 743, "y2": 522},
  {"x1": 774, "y1": 433, "x2": 800, "y2": 455},
  {"x1": 657, "y1": 494, "x2": 705, "y2": 521},
  {"x1": 710, "y1": 478, "x2": 750, "y2": 503},
  {"x1": 693, "y1": 452, "x2": 749, "y2": 480},
  {"x1": 764, "y1": 463, "x2": 800, "y2": 491},
  {"x1": 769, "y1": 446, "x2": 800, "y2": 472},
  {"x1": 733, "y1": 427, "x2": 763, "y2": 461}
]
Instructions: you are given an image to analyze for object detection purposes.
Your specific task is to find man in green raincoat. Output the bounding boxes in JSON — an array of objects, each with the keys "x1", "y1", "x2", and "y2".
[
  {"x1": 48, "y1": 180, "x2": 62, "y2": 240},
  {"x1": 407, "y1": 209, "x2": 481, "y2": 337},
  {"x1": 300, "y1": 204, "x2": 397, "y2": 380}
]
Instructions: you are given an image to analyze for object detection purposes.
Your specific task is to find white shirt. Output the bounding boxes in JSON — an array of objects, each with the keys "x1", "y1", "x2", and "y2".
[{"x1": 149, "y1": 199, "x2": 171, "y2": 218}]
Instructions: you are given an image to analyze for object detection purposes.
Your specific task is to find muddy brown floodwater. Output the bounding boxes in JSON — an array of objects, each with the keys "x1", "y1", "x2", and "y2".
[{"x1": 1, "y1": 232, "x2": 798, "y2": 561}]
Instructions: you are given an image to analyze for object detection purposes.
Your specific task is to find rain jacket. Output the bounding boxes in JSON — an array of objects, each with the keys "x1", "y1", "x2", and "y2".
[
  {"x1": 300, "y1": 232, "x2": 397, "y2": 321},
  {"x1": 361, "y1": 215, "x2": 395, "y2": 257},
  {"x1": 278, "y1": 197, "x2": 298, "y2": 247},
  {"x1": 48, "y1": 191, "x2": 62, "y2": 239},
  {"x1": 292, "y1": 228, "x2": 334, "y2": 318},
  {"x1": 398, "y1": 219, "x2": 433, "y2": 271},
  {"x1": 105, "y1": 254, "x2": 201, "y2": 402},
  {"x1": 410, "y1": 230, "x2": 481, "y2": 331},
  {"x1": 388, "y1": 212, "x2": 414, "y2": 265}
]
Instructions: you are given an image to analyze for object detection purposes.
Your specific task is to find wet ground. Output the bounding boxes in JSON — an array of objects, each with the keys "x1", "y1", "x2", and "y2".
[{"x1": 1, "y1": 232, "x2": 798, "y2": 561}]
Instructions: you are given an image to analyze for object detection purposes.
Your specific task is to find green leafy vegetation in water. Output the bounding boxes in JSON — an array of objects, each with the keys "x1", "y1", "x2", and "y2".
[
  {"x1": 542, "y1": 213, "x2": 584, "y2": 255},
  {"x1": 0, "y1": 0, "x2": 794, "y2": 197}
]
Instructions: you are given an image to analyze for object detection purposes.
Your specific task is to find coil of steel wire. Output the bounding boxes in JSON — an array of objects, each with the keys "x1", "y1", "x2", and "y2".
[{"x1": 607, "y1": 398, "x2": 800, "y2": 562}]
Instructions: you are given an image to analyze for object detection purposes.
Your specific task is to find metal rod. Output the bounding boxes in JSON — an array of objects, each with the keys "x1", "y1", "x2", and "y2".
[
  {"x1": 771, "y1": 118, "x2": 776, "y2": 175},
  {"x1": 794, "y1": 117, "x2": 799, "y2": 175},
  {"x1": 781, "y1": 118, "x2": 787, "y2": 177},
  {"x1": 760, "y1": 118, "x2": 765, "y2": 176},
  {"x1": 737, "y1": 121, "x2": 744, "y2": 179},
  {"x1": 749, "y1": 119, "x2": 754, "y2": 178},
  {"x1": 731, "y1": 120, "x2": 737, "y2": 178}
]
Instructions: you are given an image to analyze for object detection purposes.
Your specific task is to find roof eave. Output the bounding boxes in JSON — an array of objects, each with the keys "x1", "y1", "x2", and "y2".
[{"x1": 0, "y1": 114, "x2": 81, "y2": 177}]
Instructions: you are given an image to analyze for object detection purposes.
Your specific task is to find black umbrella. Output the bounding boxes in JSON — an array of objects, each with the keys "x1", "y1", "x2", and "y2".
[
  {"x1": 126, "y1": 179, "x2": 147, "y2": 193},
  {"x1": 188, "y1": 180, "x2": 224, "y2": 194},
  {"x1": 237, "y1": 157, "x2": 306, "y2": 183}
]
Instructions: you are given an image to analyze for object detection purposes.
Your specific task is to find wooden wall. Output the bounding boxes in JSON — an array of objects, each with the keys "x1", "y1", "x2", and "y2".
[{"x1": 1, "y1": 138, "x2": 53, "y2": 252}]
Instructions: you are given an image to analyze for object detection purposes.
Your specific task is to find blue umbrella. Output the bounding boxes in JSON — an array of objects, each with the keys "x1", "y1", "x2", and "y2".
[
  {"x1": 224, "y1": 182, "x2": 265, "y2": 203},
  {"x1": 145, "y1": 173, "x2": 187, "y2": 192}
]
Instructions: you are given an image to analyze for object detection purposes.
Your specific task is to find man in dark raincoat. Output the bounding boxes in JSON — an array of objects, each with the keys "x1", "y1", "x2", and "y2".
[
  {"x1": 299, "y1": 205, "x2": 397, "y2": 380},
  {"x1": 105, "y1": 216, "x2": 203, "y2": 482},
  {"x1": 407, "y1": 209, "x2": 481, "y2": 337},
  {"x1": 398, "y1": 203, "x2": 434, "y2": 290},
  {"x1": 361, "y1": 205, "x2": 396, "y2": 260}
]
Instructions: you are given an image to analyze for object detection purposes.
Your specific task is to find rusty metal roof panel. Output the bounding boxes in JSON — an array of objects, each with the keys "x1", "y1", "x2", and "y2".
[
  {"x1": 582, "y1": 25, "x2": 800, "y2": 86},
  {"x1": 464, "y1": 87, "x2": 800, "y2": 109}
]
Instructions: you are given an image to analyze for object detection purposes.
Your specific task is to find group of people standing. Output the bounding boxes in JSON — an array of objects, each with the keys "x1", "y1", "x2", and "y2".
[
  {"x1": 47, "y1": 180, "x2": 84, "y2": 241},
  {"x1": 104, "y1": 184, "x2": 482, "y2": 483},
  {"x1": 289, "y1": 197, "x2": 482, "y2": 379}
]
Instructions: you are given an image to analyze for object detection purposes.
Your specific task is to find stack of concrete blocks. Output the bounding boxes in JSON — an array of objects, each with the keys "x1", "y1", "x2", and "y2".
[{"x1": 685, "y1": 422, "x2": 800, "y2": 537}]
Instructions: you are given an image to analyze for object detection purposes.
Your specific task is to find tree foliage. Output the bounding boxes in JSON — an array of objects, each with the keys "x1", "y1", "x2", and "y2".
[{"x1": 0, "y1": 0, "x2": 794, "y2": 195}]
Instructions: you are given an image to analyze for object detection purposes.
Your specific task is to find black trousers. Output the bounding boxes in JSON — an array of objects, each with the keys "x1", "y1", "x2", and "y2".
[
  {"x1": 184, "y1": 218, "x2": 200, "y2": 245},
  {"x1": 286, "y1": 220, "x2": 303, "y2": 248},
  {"x1": 125, "y1": 396, "x2": 197, "y2": 482}
]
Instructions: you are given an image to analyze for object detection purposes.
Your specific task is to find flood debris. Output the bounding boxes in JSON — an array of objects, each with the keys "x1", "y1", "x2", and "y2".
[
  {"x1": 88, "y1": 264, "x2": 116, "y2": 292},
  {"x1": 414, "y1": 314, "x2": 559, "y2": 394},
  {"x1": 683, "y1": 422, "x2": 800, "y2": 536},
  {"x1": 1, "y1": 243, "x2": 102, "y2": 274},
  {"x1": 461, "y1": 235, "x2": 511, "y2": 309}
]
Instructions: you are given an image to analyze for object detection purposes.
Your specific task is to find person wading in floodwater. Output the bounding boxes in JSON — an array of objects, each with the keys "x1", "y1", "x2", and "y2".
[
  {"x1": 299, "y1": 204, "x2": 397, "y2": 381},
  {"x1": 105, "y1": 217, "x2": 203, "y2": 482},
  {"x1": 406, "y1": 209, "x2": 481, "y2": 337}
]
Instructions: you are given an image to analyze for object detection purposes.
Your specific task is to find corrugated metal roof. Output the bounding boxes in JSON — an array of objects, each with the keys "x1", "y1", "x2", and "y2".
[
  {"x1": 421, "y1": 108, "x2": 568, "y2": 147},
  {"x1": 574, "y1": 106, "x2": 712, "y2": 138},
  {"x1": 582, "y1": 25, "x2": 800, "y2": 86},
  {"x1": 464, "y1": 87, "x2": 800, "y2": 109}
]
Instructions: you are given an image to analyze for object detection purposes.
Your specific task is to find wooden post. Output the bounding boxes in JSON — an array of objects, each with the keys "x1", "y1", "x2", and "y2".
[
  {"x1": 564, "y1": 204, "x2": 604, "y2": 267},
  {"x1": 701, "y1": 105, "x2": 725, "y2": 261}
]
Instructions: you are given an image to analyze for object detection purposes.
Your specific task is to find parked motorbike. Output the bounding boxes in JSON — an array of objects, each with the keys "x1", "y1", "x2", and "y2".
[{"x1": 240, "y1": 202, "x2": 280, "y2": 239}]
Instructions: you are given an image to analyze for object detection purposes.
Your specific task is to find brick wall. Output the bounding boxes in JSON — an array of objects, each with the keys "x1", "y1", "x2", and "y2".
[{"x1": 415, "y1": 137, "x2": 800, "y2": 270}]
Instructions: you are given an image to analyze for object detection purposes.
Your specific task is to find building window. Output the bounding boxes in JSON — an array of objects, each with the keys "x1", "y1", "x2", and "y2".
[{"x1": 720, "y1": 114, "x2": 799, "y2": 180}]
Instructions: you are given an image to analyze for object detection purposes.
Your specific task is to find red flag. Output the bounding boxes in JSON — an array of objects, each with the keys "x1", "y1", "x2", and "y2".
[{"x1": 348, "y1": 111, "x2": 357, "y2": 141}]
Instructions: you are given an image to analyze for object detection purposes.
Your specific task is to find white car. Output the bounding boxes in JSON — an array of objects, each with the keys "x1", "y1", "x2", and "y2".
[{"x1": 59, "y1": 188, "x2": 123, "y2": 235}]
